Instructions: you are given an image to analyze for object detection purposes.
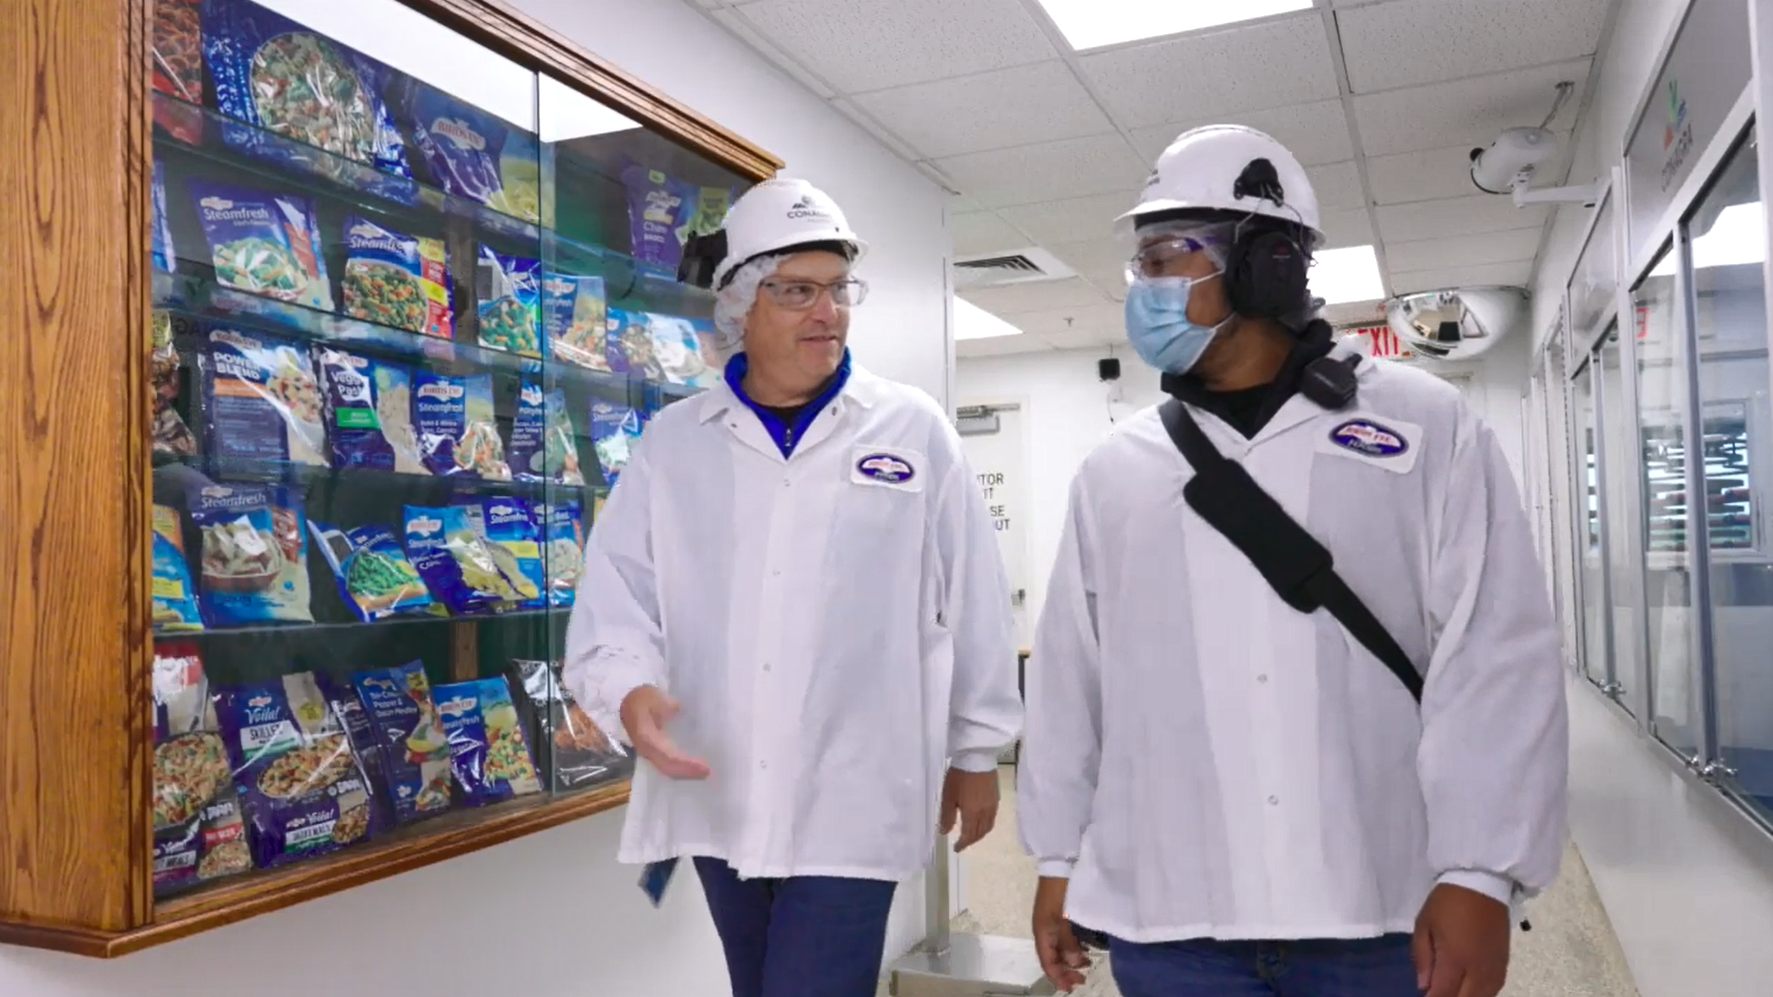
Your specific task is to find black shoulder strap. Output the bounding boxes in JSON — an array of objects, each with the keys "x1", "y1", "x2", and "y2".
[{"x1": 1159, "y1": 398, "x2": 1424, "y2": 703}]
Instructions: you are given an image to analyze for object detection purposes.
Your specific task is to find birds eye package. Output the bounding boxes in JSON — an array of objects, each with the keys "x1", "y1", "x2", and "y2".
[
  {"x1": 476, "y1": 248, "x2": 542, "y2": 357},
  {"x1": 542, "y1": 274, "x2": 610, "y2": 372},
  {"x1": 432, "y1": 677, "x2": 542, "y2": 806},
  {"x1": 309, "y1": 521, "x2": 435, "y2": 622},
  {"x1": 340, "y1": 216, "x2": 454, "y2": 339},
  {"x1": 351, "y1": 661, "x2": 455, "y2": 825},
  {"x1": 152, "y1": 643, "x2": 251, "y2": 896},
  {"x1": 152, "y1": 504, "x2": 205, "y2": 633},
  {"x1": 414, "y1": 371, "x2": 510, "y2": 480},
  {"x1": 589, "y1": 401, "x2": 644, "y2": 487},
  {"x1": 510, "y1": 383, "x2": 585, "y2": 485},
  {"x1": 648, "y1": 313, "x2": 720, "y2": 389},
  {"x1": 470, "y1": 498, "x2": 546, "y2": 612},
  {"x1": 408, "y1": 84, "x2": 542, "y2": 225},
  {"x1": 187, "y1": 483, "x2": 313, "y2": 627},
  {"x1": 190, "y1": 180, "x2": 334, "y2": 312},
  {"x1": 403, "y1": 504, "x2": 520, "y2": 615},
  {"x1": 537, "y1": 501, "x2": 585, "y2": 608},
  {"x1": 620, "y1": 161, "x2": 696, "y2": 278}
]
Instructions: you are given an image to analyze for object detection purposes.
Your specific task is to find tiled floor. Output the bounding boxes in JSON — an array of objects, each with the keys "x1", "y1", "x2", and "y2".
[{"x1": 886, "y1": 767, "x2": 1640, "y2": 996}]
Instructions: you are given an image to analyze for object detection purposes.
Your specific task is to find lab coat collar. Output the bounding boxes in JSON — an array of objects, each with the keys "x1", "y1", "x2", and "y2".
[{"x1": 696, "y1": 351, "x2": 883, "y2": 425}]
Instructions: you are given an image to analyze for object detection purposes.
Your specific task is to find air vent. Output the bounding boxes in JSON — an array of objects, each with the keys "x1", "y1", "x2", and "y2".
[{"x1": 952, "y1": 246, "x2": 1076, "y2": 289}]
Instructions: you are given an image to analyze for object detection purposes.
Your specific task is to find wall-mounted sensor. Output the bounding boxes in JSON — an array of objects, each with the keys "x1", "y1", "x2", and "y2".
[{"x1": 1098, "y1": 357, "x2": 1121, "y2": 382}]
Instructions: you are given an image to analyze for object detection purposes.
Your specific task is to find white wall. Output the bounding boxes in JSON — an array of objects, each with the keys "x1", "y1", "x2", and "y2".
[{"x1": 0, "y1": 0, "x2": 959, "y2": 991}]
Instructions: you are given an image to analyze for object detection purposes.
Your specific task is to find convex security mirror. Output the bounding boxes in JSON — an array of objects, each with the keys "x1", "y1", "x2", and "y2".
[{"x1": 1385, "y1": 286, "x2": 1529, "y2": 362}]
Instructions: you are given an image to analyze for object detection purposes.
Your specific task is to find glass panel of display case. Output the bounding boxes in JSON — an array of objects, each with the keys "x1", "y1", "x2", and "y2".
[
  {"x1": 1690, "y1": 128, "x2": 1773, "y2": 819},
  {"x1": 147, "y1": 0, "x2": 576, "y2": 903},
  {"x1": 1574, "y1": 358, "x2": 1607, "y2": 687},
  {"x1": 1600, "y1": 327, "x2": 1644, "y2": 712},
  {"x1": 1634, "y1": 242, "x2": 1702, "y2": 754}
]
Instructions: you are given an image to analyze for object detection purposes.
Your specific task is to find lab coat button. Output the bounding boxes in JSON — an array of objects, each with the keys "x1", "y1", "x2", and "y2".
[
  {"x1": 1267, "y1": 795, "x2": 1280, "y2": 806},
  {"x1": 763, "y1": 662, "x2": 772, "y2": 671}
]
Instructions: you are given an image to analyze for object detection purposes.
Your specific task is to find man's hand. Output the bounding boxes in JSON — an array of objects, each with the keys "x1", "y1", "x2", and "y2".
[
  {"x1": 939, "y1": 767, "x2": 999, "y2": 851},
  {"x1": 1032, "y1": 877, "x2": 1090, "y2": 992},
  {"x1": 619, "y1": 685, "x2": 711, "y2": 780},
  {"x1": 1412, "y1": 883, "x2": 1511, "y2": 997}
]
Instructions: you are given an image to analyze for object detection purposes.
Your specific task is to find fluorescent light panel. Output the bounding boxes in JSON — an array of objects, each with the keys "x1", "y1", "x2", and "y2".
[
  {"x1": 1312, "y1": 246, "x2": 1386, "y2": 305},
  {"x1": 1034, "y1": 0, "x2": 1313, "y2": 51},
  {"x1": 954, "y1": 298, "x2": 1026, "y2": 341}
]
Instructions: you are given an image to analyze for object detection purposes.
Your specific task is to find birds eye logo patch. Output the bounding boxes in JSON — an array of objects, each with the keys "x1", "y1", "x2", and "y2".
[
  {"x1": 856, "y1": 453, "x2": 915, "y2": 484},
  {"x1": 1329, "y1": 419, "x2": 1408, "y2": 458}
]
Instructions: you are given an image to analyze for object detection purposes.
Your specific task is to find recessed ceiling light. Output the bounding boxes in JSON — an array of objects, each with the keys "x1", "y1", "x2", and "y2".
[
  {"x1": 1033, "y1": 0, "x2": 1314, "y2": 51},
  {"x1": 1312, "y1": 245, "x2": 1387, "y2": 305},
  {"x1": 954, "y1": 298, "x2": 1026, "y2": 341}
]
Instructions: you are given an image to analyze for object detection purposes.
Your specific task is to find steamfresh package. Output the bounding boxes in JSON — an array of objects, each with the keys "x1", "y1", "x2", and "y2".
[
  {"x1": 371, "y1": 361, "x2": 427, "y2": 475},
  {"x1": 510, "y1": 383, "x2": 585, "y2": 485},
  {"x1": 213, "y1": 671, "x2": 375, "y2": 868},
  {"x1": 648, "y1": 313, "x2": 718, "y2": 388},
  {"x1": 605, "y1": 307, "x2": 661, "y2": 379},
  {"x1": 589, "y1": 401, "x2": 644, "y2": 488},
  {"x1": 539, "y1": 502, "x2": 585, "y2": 608},
  {"x1": 511, "y1": 658, "x2": 628, "y2": 791},
  {"x1": 475, "y1": 248, "x2": 542, "y2": 357},
  {"x1": 407, "y1": 85, "x2": 541, "y2": 224},
  {"x1": 199, "y1": 327, "x2": 327, "y2": 466},
  {"x1": 151, "y1": 0, "x2": 205, "y2": 144},
  {"x1": 341, "y1": 216, "x2": 454, "y2": 338},
  {"x1": 541, "y1": 273, "x2": 611, "y2": 372},
  {"x1": 309, "y1": 521, "x2": 435, "y2": 622},
  {"x1": 351, "y1": 662, "x2": 455, "y2": 825},
  {"x1": 403, "y1": 504, "x2": 519, "y2": 615},
  {"x1": 202, "y1": 0, "x2": 412, "y2": 191},
  {"x1": 413, "y1": 371, "x2": 510, "y2": 479},
  {"x1": 433, "y1": 677, "x2": 542, "y2": 806},
  {"x1": 620, "y1": 161, "x2": 696, "y2": 277},
  {"x1": 188, "y1": 483, "x2": 313, "y2": 627},
  {"x1": 152, "y1": 643, "x2": 251, "y2": 895},
  {"x1": 474, "y1": 498, "x2": 546, "y2": 611},
  {"x1": 189, "y1": 179, "x2": 333, "y2": 311},
  {"x1": 151, "y1": 504, "x2": 204, "y2": 634},
  {"x1": 151, "y1": 161, "x2": 177, "y2": 273}
]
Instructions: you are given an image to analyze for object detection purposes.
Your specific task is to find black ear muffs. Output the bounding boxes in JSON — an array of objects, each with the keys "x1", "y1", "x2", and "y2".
[{"x1": 1224, "y1": 227, "x2": 1309, "y2": 321}]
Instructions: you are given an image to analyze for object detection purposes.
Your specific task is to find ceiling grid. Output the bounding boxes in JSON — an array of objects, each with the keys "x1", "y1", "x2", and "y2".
[{"x1": 691, "y1": 0, "x2": 1619, "y2": 356}]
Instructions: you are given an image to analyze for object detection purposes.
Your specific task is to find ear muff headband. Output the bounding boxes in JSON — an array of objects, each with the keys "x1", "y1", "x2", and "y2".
[{"x1": 1223, "y1": 226, "x2": 1309, "y2": 321}]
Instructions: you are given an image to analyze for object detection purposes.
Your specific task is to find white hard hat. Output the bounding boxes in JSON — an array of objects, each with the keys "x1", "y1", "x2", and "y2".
[
  {"x1": 711, "y1": 177, "x2": 867, "y2": 289},
  {"x1": 1116, "y1": 125, "x2": 1322, "y2": 242}
]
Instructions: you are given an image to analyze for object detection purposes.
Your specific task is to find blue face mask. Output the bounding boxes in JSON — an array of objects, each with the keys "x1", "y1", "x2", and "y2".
[{"x1": 1124, "y1": 274, "x2": 1228, "y2": 375}]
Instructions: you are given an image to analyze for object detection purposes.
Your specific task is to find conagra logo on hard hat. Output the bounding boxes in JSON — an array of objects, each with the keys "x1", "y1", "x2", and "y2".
[{"x1": 787, "y1": 196, "x2": 831, "y2": 221}]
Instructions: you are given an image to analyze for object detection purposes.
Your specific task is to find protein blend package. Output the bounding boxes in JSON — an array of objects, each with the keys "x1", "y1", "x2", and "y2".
[{"x1": 199, "y1": 327, "x2": 328, "y2": 467}]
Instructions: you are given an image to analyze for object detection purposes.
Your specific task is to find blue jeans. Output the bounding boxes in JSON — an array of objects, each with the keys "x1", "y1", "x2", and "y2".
[
  {"x1": 1109, "y1": 934, "x2": 1419, "y2": 997},
  {"x1": 693, "y1": 857, "x2": 898, "y2": 997}
]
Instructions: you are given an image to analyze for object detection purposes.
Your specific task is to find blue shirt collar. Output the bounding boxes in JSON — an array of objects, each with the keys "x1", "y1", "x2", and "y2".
[{"x1": 724, "y1": 349, "x2": 853, "y2": 458}]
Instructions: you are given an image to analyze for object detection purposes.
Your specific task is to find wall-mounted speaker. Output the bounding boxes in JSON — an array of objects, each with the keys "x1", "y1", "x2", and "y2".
[{"x1": 1098, "y1": 357, "x2": 1121, "y2": 382}]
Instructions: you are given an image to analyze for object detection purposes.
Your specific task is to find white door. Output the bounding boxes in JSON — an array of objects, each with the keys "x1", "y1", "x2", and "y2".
[{"x1": 957, "y1": 402, "x2": 1033, "y2": 650}]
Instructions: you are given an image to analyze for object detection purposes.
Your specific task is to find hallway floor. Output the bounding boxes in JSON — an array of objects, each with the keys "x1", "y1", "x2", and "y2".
[{"x1": 897, "y1": 767, "x2": 1640, "y2": 996}]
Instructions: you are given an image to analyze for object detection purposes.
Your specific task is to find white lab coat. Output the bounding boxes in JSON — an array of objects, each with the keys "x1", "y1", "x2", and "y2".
[
  {"x1": 1018, "y1": 348, "x2": 1568, "y2": 943},
  {"x1": 565, "y1": 364, "x2": 1023, "y2": 882}
]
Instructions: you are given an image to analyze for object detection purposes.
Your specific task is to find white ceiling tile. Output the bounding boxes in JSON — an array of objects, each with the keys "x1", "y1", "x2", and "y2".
[
  {"x1": 1129, "y1": 101, "x2": 1356, "y2": 167},
  {"x1": 1040, "y1": 326, "x2": 1121, "y2": 351},
  {"x1": 951, "y1": 211, "x2": 1033, "y2": 256},
  {"x1": 960, "y1": 277, "x2": 1115, "y2": 316},
  {"x1": 934, "y1": 135, "x2": 1148, "y2": 209},
  {"x1": 993, "y1": 303, "x2": 1125, "y2": 338},
  {"x1": 831, "y1": 99, "x2": 924, "y2": 163},
  {"x1": 995, "y1": 193, "x2": 1135, "y2": 245},
  {"x1": 707, "y1": 8, "x2": 837, "y2": 97},
  {"x1": 1375, "y1": 195, "x2": 1552, "y2": 242},
  {"x1": 735, "y1": 0, "x2": 1056, "y2": 95},
  {"x1": 1354, "y1": 59, "x2": 1590, "y2": 156},
  {"x1": 1043, "y1": 237, "x2": 1127, "y2": 274},
  {"x1": 1078, "y1": 15, "x2": 1340, "y2": 129},
  {"x1": 1317, "y1": 208, "x2": 1375, "y2": 249},
  {"x1": 850, "y1": 61, "x2": 1115, "y2": 160},
  {"x1": 1365, "y1": 144, "x2": 1490, "y2": 204},
  {"x1": 957, "y1": 335, "x2": 1052, "y2": 358},
  {"x1": 1337, "y1": 0, "x2": 1612, "y2": 93},
  {"x1": 1389, "y1": 259, "x2": 1534, "y2": 293},
  {"x1": 1383, "y1": 228, "x2": 1543, "y2": 271},
  {"x1": 1308, "y1": 160, "x2": 1367, "y2": 210}
]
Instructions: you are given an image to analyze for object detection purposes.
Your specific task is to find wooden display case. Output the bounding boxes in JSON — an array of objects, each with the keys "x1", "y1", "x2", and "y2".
[{"x1": 0, "y1": 0, "x2": 778, "y2": 957}]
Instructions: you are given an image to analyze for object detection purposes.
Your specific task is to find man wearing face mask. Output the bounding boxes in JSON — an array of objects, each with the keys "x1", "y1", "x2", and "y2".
[
  {"x1": 1018, "y1": 126, "x2": 1567, "y2": 997},
  {"x1": 565, "y1": 177, "x2": 1022, "y2": 997}
]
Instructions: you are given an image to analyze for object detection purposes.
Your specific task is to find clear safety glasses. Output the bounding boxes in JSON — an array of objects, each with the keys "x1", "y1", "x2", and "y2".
[
  {"x1": 760, "y1": 278, "x2": 870, "y2": 309},
  {"x1": 1125, "y1": 232, "x2": 1223, "y2": 284}
]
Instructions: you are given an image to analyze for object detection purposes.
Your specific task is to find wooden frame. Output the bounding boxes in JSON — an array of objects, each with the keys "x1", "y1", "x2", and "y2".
[{"x1": 0, "y1": 0, "x2": 778, "y2": 957}]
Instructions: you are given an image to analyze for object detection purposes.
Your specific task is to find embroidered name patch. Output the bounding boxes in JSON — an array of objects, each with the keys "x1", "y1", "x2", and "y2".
[
  {"x1": 856, "y1": 452, "x2": 915, "y2": 483},
  {"x1": 1328, "y1": 419, "x2": 1408, "y2": 458}
]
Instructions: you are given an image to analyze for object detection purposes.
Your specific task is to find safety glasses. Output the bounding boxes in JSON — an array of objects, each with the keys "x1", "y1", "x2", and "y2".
[
  {"x1": 1125, "y1": 233, "x2": 1222, "y2": 283},
  {"x1": 760, "y1": 277, "x2": 869, "y2": 309}
]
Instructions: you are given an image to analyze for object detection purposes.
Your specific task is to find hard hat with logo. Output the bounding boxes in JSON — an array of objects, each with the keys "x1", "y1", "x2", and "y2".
[
  {"x1": 711, "y1": 177, "x2": 868, "y2": 288},
  {"x1": 1117, "y1": 125, "x2": 1322, "y2": 243}
]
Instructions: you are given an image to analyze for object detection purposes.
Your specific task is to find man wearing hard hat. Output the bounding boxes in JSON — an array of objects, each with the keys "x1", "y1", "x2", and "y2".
[
  {"x1": 1017, "y1": 126, "x2": 1568, "y2": 997},
  {"x1": 564, "y1": 177, "x2": 1023, "y2": 997}
]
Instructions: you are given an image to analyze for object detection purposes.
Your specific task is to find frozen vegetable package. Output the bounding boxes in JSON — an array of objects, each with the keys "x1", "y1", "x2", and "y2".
[
  {"x1": 606, "y1": 307, "x2": 661, "y2": 380},
  {"x1": 213, "y1": 671, "x2": 376, "y2": 869},
  {"x1": 408, "y1": 85, "x2": 541, "y2": 224},
  {"x1": 190, "y1": 180, "x2": 333, "y2": 311},
  {"x1": 352, "y1": 662, "x2": 455, "y2": 825},
  {"x1": 687, "y1": 186, "x2": 734, "y2": 239},
  {"x1": 315, "y1": 673, "x2": 397, "y2": 838},
  {"x1": 151, "y1": 312, "x2": 198, "y2": 457},
  {"x1": 414, "y1": 371, "x2": 510, "y2": 479},
  {"x1": 188, "y1": 483, "x2": 314, "y2": 627},
  {"x1": 539, "y1": 502, "x2": 585, "y2": 608},
  {"x1": 151, "y1": 0, "x2": 205, "y2": 144},
  {"x1": 403, "y1": 505, "x2": 520, "y2": 615},
  {"x1": 152, "y1": 504, "x2": 205, "y2": 633},
  {"x1": 649, "y1": 313, "x2": 719, "y2": 388},
  {"x1": 309, "y1": 521, "x2": 435, "y2": 622},
  {"x1": 473, "y1": 498, "x2": 546, "y2": 611},
  {"x1": 475, "y1": 248, "x2": 542, "y2": 357},
  {"x1": 542, "y1": 273, "x2": 610, "y2": 372},
  {"x1": 152, "y1": 643, "x2": 251, "y2": 895},
  {"x1": 316, "y1": 348, "x2": 427, "y2": 473},
  {"x1": 433, "y1": 677, "x2": 542, "y2": 806},
  {"x1": 202, "y1": 0, "x2": 412, "y2": 192},
  {"x1": 151, "y1": 161, "x2": 177, "y2": 274},
  {"x1": 511, "y1": 659, "x2": 628, "y2": 791},
  {"x1": 341, "y1": 216, "x2": 454, "y2": 338},
  {"x1": 590, "y1": 401, "x2": 644, "y2": 487},
  {"x1": 199, "y1": 327, "x2": 327, "y2": 466},
  {"x1": 510, "y1": 383, "x2": 585, "y2": 485},
  {"x1": 620, "y1": 162, "x2": 696, "y2": 277}
]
